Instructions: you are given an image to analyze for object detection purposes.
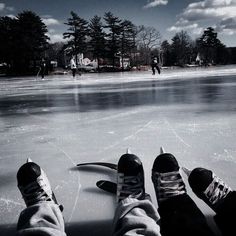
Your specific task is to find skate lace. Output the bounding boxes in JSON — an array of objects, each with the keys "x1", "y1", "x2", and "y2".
[
  {"x1": 117, "y1": 173, "x2": 144, "y2": 201},
  {"x1": 204, "y1": 173, "x2": 232, "y2": 205},
  {"x1": 19, "y1": 177, "x2": 51, "y2": 205},
  {"x1": 152, "y1": 171, "x2": 186, "y2": 201}
]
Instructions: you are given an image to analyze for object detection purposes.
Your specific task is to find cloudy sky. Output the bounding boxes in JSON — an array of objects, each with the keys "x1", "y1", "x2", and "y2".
[{"x1": 1, "y1": 0, "x2": 236, "y2": 46}]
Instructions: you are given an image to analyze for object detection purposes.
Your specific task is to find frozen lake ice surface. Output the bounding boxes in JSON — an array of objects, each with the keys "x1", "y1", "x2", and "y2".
[{"x1": 1, "y1": 65, "x2": 236, "y2": 235}]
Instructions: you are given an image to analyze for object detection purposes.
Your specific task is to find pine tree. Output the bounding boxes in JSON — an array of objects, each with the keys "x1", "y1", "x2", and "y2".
[
  {"x1": 0, "y1": 16, "x2": 17, "y2": 67},
  {"x1": 197, "y1": 27, "x2": 225, "y2": 65},
  {"x1": 0, "y1": 11, "x2": 49, "y2": 74},
  {"x1": 104, "y1": 12, "x2": 122, "y2": 67},
  {"x1": 161, "y1": 40, "x2": 172, "y2": 66},
  {"x1": 63, "y1": 11, "x2": 88, "y2": 63},
  {"x1": 88, "y1": 15, "x2": 106, "y2": 69},
  {"x1": 171, "y1": 31, "x2": 192, "y2": 66},
  {"x1": 120, "y1": 20, "x2": 136, "y2": 70}
]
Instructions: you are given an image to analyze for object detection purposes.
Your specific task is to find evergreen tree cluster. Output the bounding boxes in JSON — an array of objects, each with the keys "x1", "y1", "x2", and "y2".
[
  {"x1": 0, "y1": 9, "x2": 234, "y2": 76},
  {"x1": 0, "y1": 11, "x2": 49, "y2": 75},
  {"x1": 63, "y1": 11, "x2": 140, "y2": 70},
  {"x1": 161, "y1": 28, "x2": 228, "y2": 67}
]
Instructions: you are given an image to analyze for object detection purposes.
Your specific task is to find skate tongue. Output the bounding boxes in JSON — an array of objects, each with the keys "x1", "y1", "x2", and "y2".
[
  {"x1": 182, "y1": 167, "x2": 191, "y2": 177},
  {"x1": 26, "y1": 158, "x2": 33, "y2": 163}
]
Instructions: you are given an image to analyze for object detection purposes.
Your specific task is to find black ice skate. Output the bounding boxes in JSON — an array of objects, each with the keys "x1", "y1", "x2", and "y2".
[
  {"x1": 187, "y1": 167, "x2": 232, "y2": 213},
  {"x1": 152, "y1": 152, "x2": 186, "y2": 202},
  {"x1": 17, "y1": 158, "x2": 63, "y2": 210},
  {"x1": 116, "y1": 153, "x2": 145, "y2": 202}
]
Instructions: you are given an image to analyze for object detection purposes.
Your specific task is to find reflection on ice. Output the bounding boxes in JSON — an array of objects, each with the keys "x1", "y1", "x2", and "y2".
[{"x1": 0, "y1": 66, "x2": 236, "y2": 115}]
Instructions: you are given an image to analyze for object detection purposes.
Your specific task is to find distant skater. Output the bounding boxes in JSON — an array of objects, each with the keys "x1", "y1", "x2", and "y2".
[
  {"x1": 40, "y1": 58, "x2": 46, "y2": 79},
  {"x1": 70, "y1": 56, "x2": 77, "y2": 78},
  {"x1": 151, "y1": 56, "x2": 161, "y2": 75}
]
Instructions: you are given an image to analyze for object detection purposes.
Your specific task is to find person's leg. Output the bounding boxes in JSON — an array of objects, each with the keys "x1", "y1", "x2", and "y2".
[
  {"x1": 17, "y1": 202, "x2": 66, "y2": 236},
  {"x1": 155, "y1": 65, "x2": 161, "y2": 74},
  {"x1": 112, "y1": 153, "x2": 161, "y2": 236},
  {"x1": 151, "y1": 65, "x2": 155, "y2": 75},
  {"x1": 152, "y1": 153, "x2": 215, "y2": 236},
  {"x1": 16, "y1": 160, "x2": 66, "y2": 236},
  {"x1": 72, "y1": 69, "x2": 76, "y2": 78},
  {"x1": 188, "y1": 167, "x2": 236, "y2": 236},
  {"x1": 112, "y1": 195, "x2": 161, "y2": 236},
  {"x1": 41, "y1": 67, "x2": 45, "y2": 79}
]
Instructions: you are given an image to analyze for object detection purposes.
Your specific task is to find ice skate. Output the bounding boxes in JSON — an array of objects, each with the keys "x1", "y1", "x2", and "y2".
[
  {"x1": 152, "y1": 153, "x2": 186, "y2": 202},
  {"x1": 188, "y1": 167, "x2": 232, "y2": 212},
  {"x1": 17, "y1": 160, "x2": 63, "y2": 210},
  {"x1": 117, "y1": 153, "x2": 145, "y2": 202}
]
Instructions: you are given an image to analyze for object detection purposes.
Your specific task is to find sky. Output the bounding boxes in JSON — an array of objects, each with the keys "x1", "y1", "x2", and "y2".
[{"x1": 0, "y1": 0, "x2": 236, "y2": 47}]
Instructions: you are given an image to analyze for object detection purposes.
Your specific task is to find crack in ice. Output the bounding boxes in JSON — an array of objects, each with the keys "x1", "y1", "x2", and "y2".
[
  {"x1": 164, "y1": 118, "x2": 191, "y2": 148},
  {"x1": 47, "y1": 141, "x2": 81, "y2": 223}
]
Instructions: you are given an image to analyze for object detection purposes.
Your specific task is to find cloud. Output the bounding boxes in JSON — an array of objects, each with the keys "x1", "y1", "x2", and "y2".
[
  {"x1": 167, "y1": 17, "x2": 203, "y2": 35},
  {"x1": 219, "y1": 17, "x2": 236, "y2": 30},
  {"x1": 0, "y1": 3, "x2": 5, "y2": 11},
  {"x1": 216, "y1": 17, "x2": 236, "y2": 35},
  {"x1": 182, "y1": 2, "x2": 236, "y2": 21},
  {"x1": 0, "y1": 2, "x2": 15, "y2": 12},
  {"x1": 42, "y1": 18, "x2": 60, "y2": 26},
  {"x1": 41, "y1": 15, "x2": 53, "y2": 18},
  {"x1": 168, "y1": 22, "x2": 203, "y2": 35},
  {"x1": 6, "y1": 6, "x2": 14, "y2": 11},
  {"x1": 46, "y1": 32, "x2": 66, "y2": 43},
  {"x1": 49, "y1": 29, "x2": 56, "y2": 33},
  {"x1": 168, "y1": 0, "x2": 236, "y2": 36},
  {"x1": 188, "y1": 0, "x2": 233, "y2": 8},
  {"x1": 6, "y1": 14, "x2": 16, "y2": 19},
  {"x1": 143, "y1": 0, "x2": 168, "y2": 9}
]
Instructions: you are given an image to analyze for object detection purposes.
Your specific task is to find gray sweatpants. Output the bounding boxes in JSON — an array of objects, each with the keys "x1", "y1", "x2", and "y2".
[{"x1": 17, "y1": 197, "x2": 161, "y2": 236}]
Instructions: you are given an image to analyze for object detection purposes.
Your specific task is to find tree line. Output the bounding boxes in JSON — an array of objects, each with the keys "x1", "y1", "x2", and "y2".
[
  {"x1": 0, "y1": 10, "x2": 235, "y2": 75},
  {"x1": 0, "y1": 11, "x2": 48, "y2": 75},
  {"x1": 62, "y1": 11, "x2": 162, "y2": 70}
]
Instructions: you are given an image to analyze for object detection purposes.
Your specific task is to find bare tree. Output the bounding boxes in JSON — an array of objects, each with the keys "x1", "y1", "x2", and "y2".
[
  {"x1": 137, "y1": 25, "x2": 161, "y2": 49},
  {"x1": 136, "y1": 25, "x2": 161, "y2": 65}
]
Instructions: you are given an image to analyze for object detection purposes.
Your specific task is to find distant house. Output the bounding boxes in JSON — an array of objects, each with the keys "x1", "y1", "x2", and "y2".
[
  {"x1": 64, "y1": 52, "x2": 98, "y2": 69},
  {"x1": 196, "y1": 53, "x2": 203, "y2": 65},
  {"x1": 63, "y1": 47, "x2": 131, "y2": 70},
  {"x1": 120, "y1": 57, "x2": 130, "y2": 69}
]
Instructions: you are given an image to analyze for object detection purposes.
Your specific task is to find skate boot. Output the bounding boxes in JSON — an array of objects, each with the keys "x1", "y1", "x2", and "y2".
[
  {"x1": 17, "y1": 159, "x2": 63, "y2": 211},
  {"x1": 188, "y1": 167, "x2": 232, "y2": 213},
  {"x1": 117, "y1": 153, "x2": 145, "y2": 202},
  {"x1": 152, "y1": 153, "x2": 186, "y2": 203}
]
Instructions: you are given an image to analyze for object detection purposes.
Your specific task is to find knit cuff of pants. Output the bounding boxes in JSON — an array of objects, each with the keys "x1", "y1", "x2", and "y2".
[
  {"x1": 16, "y1": 196, "x2": 161, "y2": 236},
  {"x1": 17, "y1": 202, "x2": 66, "y2": 236},
  {"x1": 112, "y1": 195, "x2": 161, "y2": 236}
]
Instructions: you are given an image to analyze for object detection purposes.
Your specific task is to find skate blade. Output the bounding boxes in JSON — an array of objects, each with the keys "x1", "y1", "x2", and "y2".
[
  {"x1": 26, "y1": 158, "x2": 33, "y2": 163},
  {"x1": 160, "y1": 146, "x2": 165, "y2": 154},
  {"x1": 126, "y1": 148, "x2": 132, "y2": 154}
]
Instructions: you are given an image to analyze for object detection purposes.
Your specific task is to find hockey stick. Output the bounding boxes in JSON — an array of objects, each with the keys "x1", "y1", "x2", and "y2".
[
  {"x1": 77, "y1": 162, "x2": 117, "y2": 170},
  {"x1": 96, "y1": 180, "x2": 117, "y2": 194},
  {"x1": 36, "y1": 67, "x2": 41, "y2": 77}
]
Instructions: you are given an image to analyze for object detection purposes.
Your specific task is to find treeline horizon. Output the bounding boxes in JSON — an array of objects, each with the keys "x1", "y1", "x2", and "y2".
[{"x1": 0, "y1": 10, "x2": 236, "y2": 75}]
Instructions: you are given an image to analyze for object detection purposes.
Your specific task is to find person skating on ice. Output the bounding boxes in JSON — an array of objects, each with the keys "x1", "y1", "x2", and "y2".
[
  {"x1": 151, "y1": 56, "x2": 161, "y2": 75},
  {"x1": 39, "y1": 58, "x2": 46, "y2": 79},
  {"x1": 70, "y1": 55, "x2": 77, "y2": 78}
]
